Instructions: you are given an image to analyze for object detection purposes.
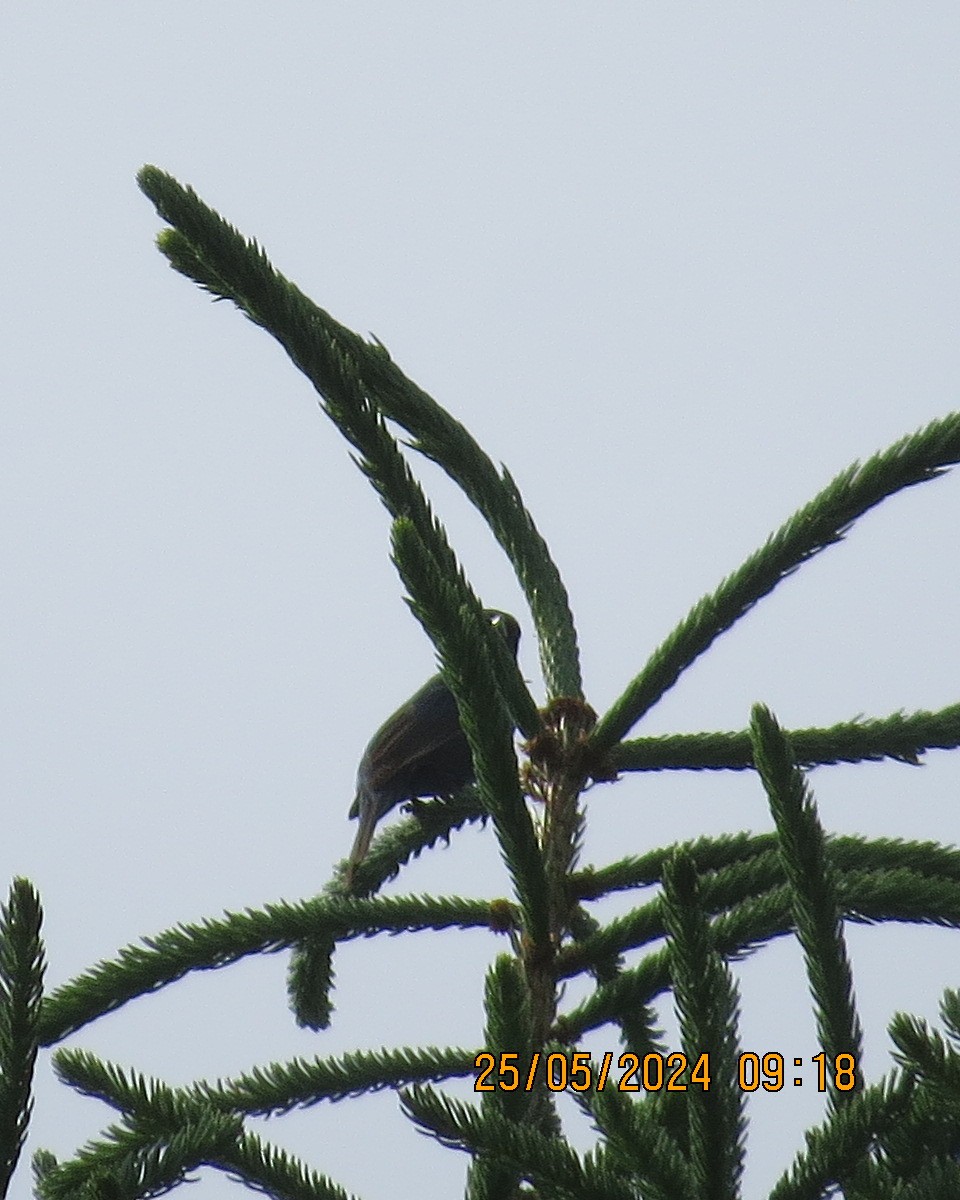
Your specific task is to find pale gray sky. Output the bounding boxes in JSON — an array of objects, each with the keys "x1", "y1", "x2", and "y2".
[{"x1": 3, "y1": 6, "x2": 960, "y2": 1198}]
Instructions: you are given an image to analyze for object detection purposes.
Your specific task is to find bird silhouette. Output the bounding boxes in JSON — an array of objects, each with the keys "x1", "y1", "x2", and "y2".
[{"x1": 346, "y1": 610, "x2": 521, "y2": 879}]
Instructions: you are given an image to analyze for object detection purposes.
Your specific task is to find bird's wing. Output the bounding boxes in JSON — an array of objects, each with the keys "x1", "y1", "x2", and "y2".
[{"x1": 360, "y1": 677, "x2": 467, "y2": 797}]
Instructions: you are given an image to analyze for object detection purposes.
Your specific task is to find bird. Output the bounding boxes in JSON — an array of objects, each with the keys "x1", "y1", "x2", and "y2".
[{"x1": 346, "y1": 609, "x2": 521, "y2": 880}]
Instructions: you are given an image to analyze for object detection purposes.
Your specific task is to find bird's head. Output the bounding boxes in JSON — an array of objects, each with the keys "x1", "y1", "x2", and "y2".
[{"x1": 483, "y1": 609, "x2": 521, "y2": 657}]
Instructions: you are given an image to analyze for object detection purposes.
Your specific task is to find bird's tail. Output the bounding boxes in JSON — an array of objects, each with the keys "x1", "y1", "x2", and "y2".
[{"x1": 346, "y1": 793, "x2": 377, "y2": 884}]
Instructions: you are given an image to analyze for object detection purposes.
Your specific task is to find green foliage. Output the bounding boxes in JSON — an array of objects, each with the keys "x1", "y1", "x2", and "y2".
[
  {"x1": 750, "y1": 705, "x2": 863, "y2": 1116},
  {"x1": 8, "y1": 166, "x2": 960, "y2": 1195},
  {"x1": 661, "y1": 852, "x2": 746, "y2": 1197},
  {"x1": 0, "y1": 879, "x2": 44, "y2": 1197}
]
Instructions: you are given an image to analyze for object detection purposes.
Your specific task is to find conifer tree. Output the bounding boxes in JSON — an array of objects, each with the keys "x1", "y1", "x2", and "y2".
[{"x1": 5, "y1": 167, "x2": 960, "y2": 1197}]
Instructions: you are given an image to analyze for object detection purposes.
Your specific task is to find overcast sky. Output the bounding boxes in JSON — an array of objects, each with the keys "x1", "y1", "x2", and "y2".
[{"x1": 3, "y1": 6, "x2": 960, "y2": 1198}]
